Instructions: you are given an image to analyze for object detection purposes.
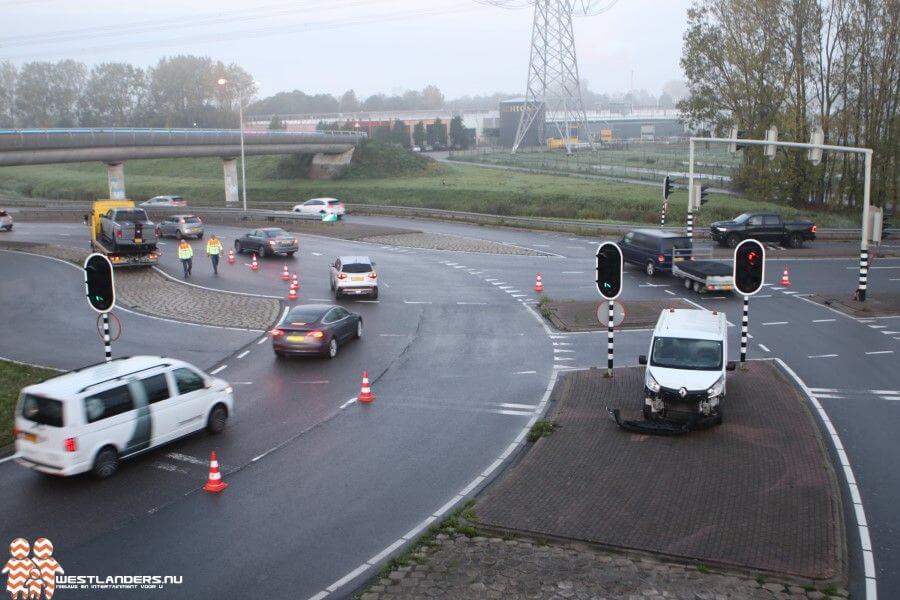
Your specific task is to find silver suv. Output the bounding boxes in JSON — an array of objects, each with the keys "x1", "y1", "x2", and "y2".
[{"x1": 158, "y1": 214, "x2": 204, "y2": 239}]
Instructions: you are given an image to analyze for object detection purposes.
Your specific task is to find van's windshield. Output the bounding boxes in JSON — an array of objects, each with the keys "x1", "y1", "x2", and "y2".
[
  {"x1": 650, "y1": 337, "x2": 722, "y2": 371},
  {"x1": 20, "y1": 394, "x2": 64, "y2": 427}
]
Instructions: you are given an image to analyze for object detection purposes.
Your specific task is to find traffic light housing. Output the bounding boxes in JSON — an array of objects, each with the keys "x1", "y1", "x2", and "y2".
[
  {"x1": 663, "y1": 175, "x2": 674, "y2": 200},
  {"x1": 595, "y1": 242, "x2": 623, "y2": 300},
  {"x1": 699, "y1": 185, "x2": 709, "y2": 206},
  {"x1": 84, "y1": 253, "x2": 116, "y2": 313},
  {"x1": 733, "y1": 239, "x2": 766, "y2": 296}
]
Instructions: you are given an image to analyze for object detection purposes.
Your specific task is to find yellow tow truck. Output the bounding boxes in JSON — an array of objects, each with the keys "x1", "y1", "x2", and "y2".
[{"x1": 88, "y1": 200, "x2": 160, "y2": 267}]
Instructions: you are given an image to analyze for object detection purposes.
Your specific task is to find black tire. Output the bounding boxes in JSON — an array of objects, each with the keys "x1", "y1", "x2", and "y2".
[
  {"x1": 693, "y1": 280, "x2": 703, "y2": 293},
  {"x1": 354, "y1": 319, "x2": 363, "y2": 339},
  {"x1": 787, "y1": 233, "x2": 803, "y2": 249},
  {"x1": 683, "y1": 277, "x2": 692, "y2": 290},
  {"x1": 206, "y1": 403, "x2": 228, "y2": 434},
  {"x1": 287, "y1": 251, "x2": 296, "y2": 257},
  {"x1": 176, "y1": 230, "x2": 183, "y2": 240},
  {"x1": 92, "y1": 446, "x2": 119, "y2": 479},
  {"x1": 325, "y1": 338, "x2": 338, "y2": 359},
  {"x1": 713, "y1": 402, "x2": 724, "y2": 425},
  {"x1": 726, "y1": 233, "x2": 741, "y2": 249},
  {"x1": 371, "y1": 287, "x2": 379, "y2": 300},
  {"x1": 646, "y1": 261, "x2": 656, "y2": 277},
  {"x1": 642, "y1": 405, "x2": 652, "y2": 420},
  {"x1": 334, "y1": 288, "x2": 342, "y2": 300},
  {"x1": 197, "y1": 233, "x2": 204, "y2": 240},
  {"x1": 234, "y1": 240, "x2": 243, "y2": 254},
  {"x1": 261, "y1": 245, "x2": 271, "y2": 258}
]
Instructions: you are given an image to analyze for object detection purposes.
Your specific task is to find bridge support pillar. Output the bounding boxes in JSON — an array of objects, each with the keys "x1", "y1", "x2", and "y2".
[
  {"x1": 106, "y1": 162, "x2": 126, "y2": 199},
  {"x1": 309, "y1": 148, "x2": 354, "y2": 180},
  {"x1": 222, "y1": 158, "x2": 240, "y2": 205}
]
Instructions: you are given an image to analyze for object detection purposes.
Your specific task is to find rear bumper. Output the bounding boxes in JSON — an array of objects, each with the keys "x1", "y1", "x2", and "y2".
[
  {"x1": 337, "y1": 285, "x2": 376, "y2": 295},
  {"x1": 14, "y1": 454, "x2": 88, "y2": 476},
  {"x1": 273, "y1": 339, "x2": 327, "y2": 355}
]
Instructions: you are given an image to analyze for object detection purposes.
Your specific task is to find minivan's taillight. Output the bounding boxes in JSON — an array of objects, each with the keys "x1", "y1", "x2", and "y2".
[
  {"x1": 337, "y1": 273, "x2": 347, "y2": 280},
  {"x1": 657, "y1": 254, "x2": 665, "y2": 263},
  {"x1": 64, "y1": 437, "x2": 77, "y2": 452},
  {"x1": 368, "y1": 272, "x2": 377, "y2": 279},
  {"x1": 811, "y1": 224, "x2": 817, "y2": 233}
]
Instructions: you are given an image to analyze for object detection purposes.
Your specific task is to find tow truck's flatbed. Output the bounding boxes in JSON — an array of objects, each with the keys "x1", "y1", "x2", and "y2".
[{"x1": 90, "y1": 238, "x2": 159, "y2": 267}]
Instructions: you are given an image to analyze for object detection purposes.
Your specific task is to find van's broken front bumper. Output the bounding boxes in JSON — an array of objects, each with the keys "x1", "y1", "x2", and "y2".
[{"x1": 606, "y1": 407, "x2": 718, "y2": 436}]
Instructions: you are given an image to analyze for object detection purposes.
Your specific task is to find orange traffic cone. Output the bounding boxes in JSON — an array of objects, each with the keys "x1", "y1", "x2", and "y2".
[
  {"x1": 250, "y1": 254, "x2": 259, "y2": 271},
  {"x1": 227, "y1": 249, "x2": 235, "y2": 264},
  {"x1": 780, "y1": 266, "x2": 791, "y2": 287},
  {"x1": 287, "y1": 285, "x2": 297, "y2": 300},
  {"x1": 357, "y1": 371, "x2": 375, "y2": 403},
  {"x1": 534, "y1": 272, "x2": 544, "y2": 293},
  {"x1": 290, "y1": 273, "x2": 299, "y2": 291},
  {"x1": 281, "y1": 265, "x2": 290, "y2": 281},
  {"x1": 202, "y1": 451, "x2": 228, "y2": 493}
]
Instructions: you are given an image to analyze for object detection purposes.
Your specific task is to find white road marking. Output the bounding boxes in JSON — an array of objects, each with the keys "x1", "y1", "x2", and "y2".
[
  {"x1": 379, "y1": 333, "x2": 406, "y2": 337},
  {"x1": 309, "y1": 298, "x2": 333, "y2": 302},
  {"x1": 664, "y1": 289, "x2": 676, "y2": 295},
  {"x1": 762, "y1": 321, "x2": 789, "y2": 326},
  {"x1": 0, "y1": 454, "x2": 20, "y2": 465},
  {"x1": 511, "y1": 293, "x2": 526, "y2": 297},
  {"x1": 237, "y1": 350, "x2": 250, "y2": 359},
  {"x1": 553, "y1": 357, "x2": 574, "y2": 361},
  {"x1": 403, "y1": 300, "x2": 432, "y2": 304},
  {"x1": 311, "y1": 252, "x2": 322, "y2": 256},
  {"x1": 165, "y1": 452, "x2": 209, "y2": 466},
  {"x1": 813, "y1": 319, "x2": 836, "y2": 323},
  {"x1": 457, "y1": 302, "x2": 488, "y2": 305},
  {"x1": 808, "y1": 354, "x2": 838, "y2": 358},
  {"x1": 453, "y1": 265, "x2": 466, "y2": 269},
  {"x1": 552, "y1": 348, "x2": 574, "y2": 353},
  {"x1": 561, "y1": 271, "x2": 584, "y2": 274},
  {"x1": 494, "y1": 409, "x2": 535, "y2": 416},
  {"x1": 484, "y1": 278, "x2": 497, "y2": 282},
  {"x1": 295, "y1": 380, "x2": 329, "y2": 384},
  {"x1": 491, "y1": 281, "x2": 507, "y2": 285},
  {"x1": 754, "y1": 294, "x2": 773, "y2": 298},
  {"x1": 514, "y1": 370, "x2": 537, "y2": 374},
  {"x1": 882, "y1": 331, "x2": 900, "y2": 335},
  {"x1": 152, "y1": 266, "x2": 282, "y2": 299},
  {"x1": 210, "y1": 365, "x2": 227, "y2": 374},
  {"x1": 257, "y1": 337, "x2": 268, "y2": 345},
  {"x1": 846, "y1": 265, "x2": 900, "y2": 269},
  {"x1": 639, "y1": 283, "x2": 670, "y2": 288},
  {"x1": 152, "y1": 462, "x2": 187, "y2": 474},
  {"x1": 868, "y1": 325, "x2": 886, "y2": 329},
  {"x1": 231, "y1": 382, "x2": 253, "y2": 385},
  {"x1": 499, "y1": 403, "x2": 539, "y2": 410},
  {"x1": 758, "y1": 344, "x2": 771, "y2": 352},
  {"x1": 865, "y1": 350, "x2": 894, "y2": 355},
  {"x1": 339, "y1": 398, "x2": 357, "y2": 409}
]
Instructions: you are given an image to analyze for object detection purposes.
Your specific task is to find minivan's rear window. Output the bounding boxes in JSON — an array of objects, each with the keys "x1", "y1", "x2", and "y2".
[
  {"x1": 20, "y1": 395, "x2": 63, "y2": 427},
  {"x1": 341, "y1": 263, "x2": 372, "y2": 273},
  {"x1": 326, "y1": 200, "x2": 341, "y2": 205}
]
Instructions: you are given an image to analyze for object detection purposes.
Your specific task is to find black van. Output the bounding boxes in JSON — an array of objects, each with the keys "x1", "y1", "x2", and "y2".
[{"x1": 620, "y1": 229, "x2": 692, "y2": 276}]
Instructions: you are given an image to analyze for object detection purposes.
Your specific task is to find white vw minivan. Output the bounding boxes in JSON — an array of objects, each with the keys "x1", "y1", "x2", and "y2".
[
  {"x1": 14, "y1": 356, "x2": 233, "y2": 478},
  {"x1": 638, "y1": 308, "x2": 735, "y2": 426}
]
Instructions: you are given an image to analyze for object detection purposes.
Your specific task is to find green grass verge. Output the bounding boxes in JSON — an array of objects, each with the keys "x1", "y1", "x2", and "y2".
[
  {"x1": 0, "y1": 359, "x2": 61, "y2": 447},
  {"x1": 0, "y1": 152, "x2": 855, "y2": 227}
]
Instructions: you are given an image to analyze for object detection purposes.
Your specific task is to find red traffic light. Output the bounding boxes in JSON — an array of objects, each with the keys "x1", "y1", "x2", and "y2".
[{"x1": 733, "y1": 240, "x2": 765, "y2": 296}]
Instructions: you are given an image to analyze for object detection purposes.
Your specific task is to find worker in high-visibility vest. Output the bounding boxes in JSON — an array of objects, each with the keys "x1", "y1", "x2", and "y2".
[
  {"x1": 177, "y1": 239, "x2": 193, "y2": 278},
  {"x1": 206, "y1": 234, "x2": 223, "y2": 275}
]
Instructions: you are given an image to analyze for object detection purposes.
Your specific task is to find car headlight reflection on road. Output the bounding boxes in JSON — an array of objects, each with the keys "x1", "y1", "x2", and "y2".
[
  {"x1": 646, "y1": 372, "x2": 660, "y2": 393},
  {"x1": 707, "y1": 375, "x2": 724, "y2": 398}
]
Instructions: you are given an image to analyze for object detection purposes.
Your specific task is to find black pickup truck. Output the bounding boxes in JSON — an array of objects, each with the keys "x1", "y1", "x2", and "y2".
[{"x1": 710, "y1": 212, "x2": 816, "y2": 248}]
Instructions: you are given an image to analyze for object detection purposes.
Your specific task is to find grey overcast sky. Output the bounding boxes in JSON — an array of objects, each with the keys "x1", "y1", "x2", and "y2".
[{"x1": 1, "y1": 0, "x2": 692, "y2": 99}]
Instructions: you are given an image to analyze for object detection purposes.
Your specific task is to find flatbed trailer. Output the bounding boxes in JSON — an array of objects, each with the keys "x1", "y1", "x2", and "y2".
[
  {"x1": 671, "y1": 248, "x2": 733, "y2": 294},
  {"x1": 89, "y1": 237, "x2": 159, "y2": 267},
  {"x1": 89, "y1": 199, "x2": 159, "y2": 268}
]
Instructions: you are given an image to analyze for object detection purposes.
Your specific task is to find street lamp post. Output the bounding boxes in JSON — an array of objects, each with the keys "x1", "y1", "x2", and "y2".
[{"x1": 218, "y1": 78, "x2": 248, "y2": 212}]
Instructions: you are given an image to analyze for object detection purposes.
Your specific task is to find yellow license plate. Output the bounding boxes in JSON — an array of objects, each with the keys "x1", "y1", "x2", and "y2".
[
  {"x1": 286, "y1": 335, "x2": 305, "y2": 342},
  {"x1": 134, "y1": 238, "x2": 143, "y2": 243},
  {"x1": 674, "y1": 257, "x2": 685, "y2": 262},
  {"x1": 21, "y1": 432, "x2": 37, "y2": 443},
  {"x1": 351, "y1": 276, "x2": 364, "y2": 282}
]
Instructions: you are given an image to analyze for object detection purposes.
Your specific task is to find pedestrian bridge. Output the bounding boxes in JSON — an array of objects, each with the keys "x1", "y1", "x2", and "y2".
[{"x1": 0, "y1": 128, "x2": 367, "y2": 200}]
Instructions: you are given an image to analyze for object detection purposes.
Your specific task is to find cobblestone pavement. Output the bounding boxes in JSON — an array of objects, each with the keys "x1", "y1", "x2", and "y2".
[
  {"x1": 362, "y1": 533, "x2": 847, "y2": 600},
  {"x1": 361, "y1": 232, "x2": 549, "y2": 255},
  {"x1": 544, "y1": 299, "x2": 694, "y2": 331},
  {"x1": 0, "y1": 241, "x2": 281, "y2": 330}
]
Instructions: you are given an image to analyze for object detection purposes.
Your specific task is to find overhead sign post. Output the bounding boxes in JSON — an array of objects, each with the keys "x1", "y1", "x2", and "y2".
[
  {"x1": 84, "y1": 253, "x2": 117, "y2": 362},
  {"x1": 596, "y1": 242, "x2": 623, "y2": 377},
  {"x1": 733, "y1": 239, "x2": 766, "y2": 365}
]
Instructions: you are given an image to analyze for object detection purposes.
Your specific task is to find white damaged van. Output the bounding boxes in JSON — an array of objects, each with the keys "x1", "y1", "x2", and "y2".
[
  {"x1": 637, "y1": 308, "x2": 735, "y2": 427},
  {"x1": 14, "y1": 356, "x2": 233, "y2": 478}
]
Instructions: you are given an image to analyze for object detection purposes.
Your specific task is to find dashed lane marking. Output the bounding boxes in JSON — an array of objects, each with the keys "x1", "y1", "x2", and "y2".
[
  {"x1": 311, "y1": 252, "x2": 322, "y2": 256},
  {"x1": 808, "y1": 354, "x2": 838, "y2": 359},
  {"x1": 210, "y1": 365, "x2": 227, "y2": 374},
  {"x1": 309, "y1": 298, "x2": 333, "y2": 302},
  {"x1": 664, "y1": 290, "x2": 676, "y2": 295},
  {"x1": 865, "y1": 350, "x2": 894, "y2": 355},
  {"x1": 457, "y1": 302, "x2": 488, "y2": 305},
  {"x1": 237, "y1": 350, "x2": 250, "y2": 359},
  {"x1": 762, "y1": 321, "x2": 789, "y2": 326},
  {"x1": 514, "y1": 370, "x2": 537, "y2": 374},
  {"x1": 257, "y1": 337, "x2": 268, "y2": 345},
  {"x1": 758, "y1": 344, "x2": 771, "y2": 352},
  {"x1": 339, "y1": 398, "x2": 357, "y2": 409},
  {"x1": 165, "y1": 452, "x2": 210, "y2": 466},
  {"x1": 0, "y1": 454, "x2": 20, "y2": 465},
  {"x1": 813, "y1": 319, "x2": 836, "y2": 323},
  {"x1": 403, "y1": 300, "x2": 432, "y2": 304},
  {"x1": 379, "y1": 333, "x2": 406, "y2": 337}
]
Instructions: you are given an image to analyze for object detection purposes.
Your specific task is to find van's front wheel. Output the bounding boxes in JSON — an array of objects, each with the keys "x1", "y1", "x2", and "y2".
[
  {"x1": 206, "y1": 404, "x2": 228, "y2": 434},
  {"x1": 92, "y1": 446, "x2": 119, "y2": 479}
]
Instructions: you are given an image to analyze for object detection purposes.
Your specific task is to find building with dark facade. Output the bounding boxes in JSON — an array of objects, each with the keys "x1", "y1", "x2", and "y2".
[{"x1": 499, "y1": 99, "x2": 545, "y2": 148}]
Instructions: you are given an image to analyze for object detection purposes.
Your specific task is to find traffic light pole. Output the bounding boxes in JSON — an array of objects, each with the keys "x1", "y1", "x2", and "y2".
[
  {"x1": 690, "y1": 136, "x2": 873, "y2": 300},
  {"x1": 102, "y1": 312, "x2": 112, "y2": 362},
  {"x1": 740, "y1": 296, "x2": 749, "y2": 364},
  {"x1": 607, "y1": 300, "x2": 615, "y2": 377}
]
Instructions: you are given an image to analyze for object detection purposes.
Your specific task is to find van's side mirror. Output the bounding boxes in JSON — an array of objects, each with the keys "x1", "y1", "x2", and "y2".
[
  {"x1": 638, "y1": 355, "x2": 647, "y2": 365},
  {"x1": 726, "y1": 361, "x2": 736, "y2": 371}
]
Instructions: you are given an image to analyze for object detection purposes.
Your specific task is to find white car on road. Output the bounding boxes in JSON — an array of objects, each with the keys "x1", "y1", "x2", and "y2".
[
  {"x1": 14, "y1": 356, "x2": 233, "y2": 478},
  {"x1": 293, "y1": 198, "x2": 345, "y2": 219},
  {"x1": 141, "y1": 195, "x2": 187, "y2": 207},
  {"x1": 330, "y1": 256, "x2": 378, "y2": 299}
]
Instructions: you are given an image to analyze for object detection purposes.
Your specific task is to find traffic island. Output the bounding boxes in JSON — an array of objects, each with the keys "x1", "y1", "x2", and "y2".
[
  {"x1": 476, "y1": 361, "x2": 846, "y2": 586},
  {"x1": 807, "y1": 292, "x2": 900, "y2": 318},
  {"x1": 541, "y1": 298, "x2": 695, "y2": 331}
]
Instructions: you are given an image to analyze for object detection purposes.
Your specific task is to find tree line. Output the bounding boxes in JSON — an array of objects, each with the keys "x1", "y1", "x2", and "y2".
[
  {"x1": 680, "y1": 0, "x2": 898, "y2": 210},
  {"x1": 310, "y1": 116, "x2": 470, "y2": 150},
  {"x1": 0, "y1": 55, "x2": 254, "y2": 129}
]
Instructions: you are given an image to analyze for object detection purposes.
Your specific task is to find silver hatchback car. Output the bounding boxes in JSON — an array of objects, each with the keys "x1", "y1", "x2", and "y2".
[{"x1": 158, "y1": 214, "x2": 204, "y2": 239}]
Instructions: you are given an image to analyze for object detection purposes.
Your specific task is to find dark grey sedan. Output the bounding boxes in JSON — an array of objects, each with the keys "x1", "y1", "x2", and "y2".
[
  {"x1": 272, "y1": 305, "x2": 362, "y2": 358},
  {"x1": 234, "y1": 228, "x2": 299, "y2": 257}
]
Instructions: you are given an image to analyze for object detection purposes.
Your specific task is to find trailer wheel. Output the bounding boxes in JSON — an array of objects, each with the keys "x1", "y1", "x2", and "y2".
[
  {"x1": 683, "y1": 277, "x2": 692, "y2": 290},
  {"x1": 693, "y1": 281, "x2": 703, "y2": 293},
  {"x1": 645, "y1": 262, "x2": 656, "y2": 277}
]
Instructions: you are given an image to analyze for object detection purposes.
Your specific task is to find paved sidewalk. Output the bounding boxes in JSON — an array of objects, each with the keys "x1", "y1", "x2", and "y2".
[
  {"x1": 477, "y1": 363, "x2": 845, "y2": 583},
  {"x1": 363, "y1": 532, "x2": 845, "y2": 600},
  {"x1": 0, "y1": 241, "x2": 281, "y2": 330}
]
